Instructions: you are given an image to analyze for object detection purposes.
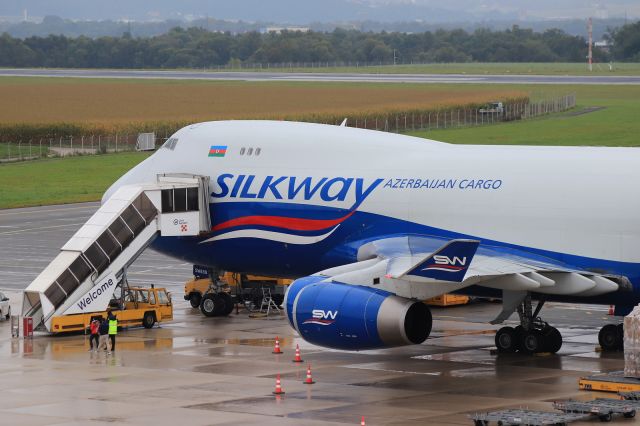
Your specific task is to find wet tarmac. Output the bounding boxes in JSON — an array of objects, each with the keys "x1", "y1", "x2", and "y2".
[{"x1": 0, "y1": 203, "x2": 634, "y2": 425}]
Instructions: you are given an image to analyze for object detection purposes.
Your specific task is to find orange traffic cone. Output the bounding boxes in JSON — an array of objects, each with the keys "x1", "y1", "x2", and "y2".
[
  {"x1": 292, "y1": 344, "x2": 303, "y2": 363},
  {"x1": 303, "y1": 364, "x2": 315, "y2": 384},
  {"x1": 273, "y1": 373, "x2": 285, "y2": 395},
  {"x1": 272, "y1": 336, "x2": 283, "y2": 354},
  {"x1": 608, "y1": 305, "x2": 615, "y2": 315},
  {"x1": 361, "y1": 416, "x2": 366, "y2": 425}
]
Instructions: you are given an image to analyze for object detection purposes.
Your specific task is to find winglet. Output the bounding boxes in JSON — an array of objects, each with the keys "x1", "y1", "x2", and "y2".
[
  {"x1": 402, "y1": 239, "x2": 480, "y2": 282},
  {"x1": 340, "y1": 118, "x2": 347, "y2": 127}
]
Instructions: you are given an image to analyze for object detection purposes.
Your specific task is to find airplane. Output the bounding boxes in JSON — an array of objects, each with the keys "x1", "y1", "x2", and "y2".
[{"x1": 47, "y1": 120, "x2": 640, "y2": 353}]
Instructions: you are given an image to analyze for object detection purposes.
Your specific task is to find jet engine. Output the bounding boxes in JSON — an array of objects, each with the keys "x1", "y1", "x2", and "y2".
[{"x1": 285, "y1": 276, "x2": 432, "y2": 350}]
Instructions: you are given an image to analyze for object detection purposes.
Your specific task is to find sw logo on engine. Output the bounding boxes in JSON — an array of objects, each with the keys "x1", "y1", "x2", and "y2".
[{"x1": 303, "y1": 309, "x2": 338, "y2": 326}]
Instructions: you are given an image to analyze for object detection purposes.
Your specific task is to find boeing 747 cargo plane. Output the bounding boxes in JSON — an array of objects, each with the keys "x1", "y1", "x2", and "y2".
[{"x1": 25, "y1": 120, "x2": 637, "y2": 353}]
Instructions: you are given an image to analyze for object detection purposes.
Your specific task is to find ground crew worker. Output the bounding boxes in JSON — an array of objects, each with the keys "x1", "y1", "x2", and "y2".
[
  {"x1": 98, "y1": 317, "x2": 110, "y2": 353},
  {"x1": 89, "y1": 318, "x2": 100, "y2": 351},
  {"x1": 107, "y1": 310, "x2": 117, "y2": 352}
]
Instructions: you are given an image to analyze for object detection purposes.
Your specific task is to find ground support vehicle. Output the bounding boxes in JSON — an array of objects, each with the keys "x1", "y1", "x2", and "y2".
[
  {"x1": 50, "y1": 285, "x2": 172, "y2": 333},
  {"x1": 184, "y1": 277, "x2": 234, "y2": 317},
  {"x1": 184, "y1": 266, "x2": 290, "y2": 317},
  {"x1": 425, "y1": 294, "x2": 469, "y2": 306},
  {"x1": 21, "y1": 174, "x2": 210, "y2": 332},
  {"x1": 554, "y1": 398, "x2": 639, "y2": 422},
  {"x1": 469, "y1": 409, "x2": 588, "y2": 425},
  {"x1": 579, "y1": 371, "x2": 640, "y2": 392}
]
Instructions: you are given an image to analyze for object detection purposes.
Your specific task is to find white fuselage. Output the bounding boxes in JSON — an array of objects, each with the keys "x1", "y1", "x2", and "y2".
[{"x1": 107, "y1": 121, "x2": 640, "y2": 269}]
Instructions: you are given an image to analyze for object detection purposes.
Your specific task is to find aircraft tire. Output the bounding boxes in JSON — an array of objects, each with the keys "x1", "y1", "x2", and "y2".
[
  {"x1": 542, "y1": 326, "x2": 563, "y2": 353},
  {"x1": 219, "y1": 293, "x2": 235, "y2": 316},
  {"x1": 495, "y1": 326, "x2": 518, "y2": 353},
  {"x1": 200, "y1": 294, "x2": 219, "y2": 317},
  {"x1": 514, "y1": 325, "x2": 524, "y2": 351},
  {"x1": 189, "y1": 292, "x2": 202, "y2": 308},
  {"x1": 211, "y1": 294, "x2": 226, "y2": 316},
  {"x1": 598, "y1": 324, "x2": 621, "y2": 351},
  {"x1": 520, "y1": 330, "x2": 542, "y2": 354}
]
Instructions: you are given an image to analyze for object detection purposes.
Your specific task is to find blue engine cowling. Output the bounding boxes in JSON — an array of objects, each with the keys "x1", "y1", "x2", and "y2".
[{"x1": 285, "y1": 276, "x2": 432, "y2": 350}]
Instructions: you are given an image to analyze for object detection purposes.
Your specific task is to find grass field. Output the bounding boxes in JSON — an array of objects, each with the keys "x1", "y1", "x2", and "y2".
[
  {"x1": 0, "y1": 152, "x2": 150, "y2": 209},
  {"x1": 407, "y1": 85, "x2": 640, "y2": 146},
  {"x1": 0, "y1": 77, "x2": 524, "y2": 127},
  {"x1": 220, "y1": 62, "x2": 640, "y2": 76}
]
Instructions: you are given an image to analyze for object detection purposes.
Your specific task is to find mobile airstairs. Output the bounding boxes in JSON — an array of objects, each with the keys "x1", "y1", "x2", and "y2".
[{"x1": 22, "y1": 174, "x2": 211, "y2": 332}]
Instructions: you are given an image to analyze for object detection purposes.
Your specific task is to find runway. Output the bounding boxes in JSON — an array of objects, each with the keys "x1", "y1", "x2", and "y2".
[
  {"x1": 1, "y1": 67, "x2": 640, "y2": 85},
  {"x1": 0, "y1": 202, "x2": 628, "y2": 425}
]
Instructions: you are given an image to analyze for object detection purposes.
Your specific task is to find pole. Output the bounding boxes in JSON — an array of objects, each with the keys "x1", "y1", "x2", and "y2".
[{"x1": 587, "y1": 17, "x2": 593, "y2": 72}]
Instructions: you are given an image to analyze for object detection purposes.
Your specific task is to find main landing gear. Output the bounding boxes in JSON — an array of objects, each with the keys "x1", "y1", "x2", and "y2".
[
  {"x1": 598, "y1": 323, "x2": 624, "y2": 351},
  {"x1": 495, "y1": 295, "x2": 562, "y2": 354}
]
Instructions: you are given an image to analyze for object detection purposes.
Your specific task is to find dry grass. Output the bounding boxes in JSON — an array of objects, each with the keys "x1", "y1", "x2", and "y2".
[{"x1": 0, "y1": 78, "x2": 525, "y2": 127}]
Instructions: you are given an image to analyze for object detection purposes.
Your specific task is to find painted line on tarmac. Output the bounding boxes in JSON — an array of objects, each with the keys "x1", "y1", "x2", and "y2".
[
  {"x1": 0, "y1": 222, "x2": 85, "y2": 235},
  {"x1": 0, "y1": 205, "x2": 97, "y2": 217}
]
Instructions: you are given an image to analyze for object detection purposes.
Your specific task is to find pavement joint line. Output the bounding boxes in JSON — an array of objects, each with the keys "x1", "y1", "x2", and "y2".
[
  {"x1": 0, "y1": 205, "x2": 98, "y2": 216},
  {"x1": 0, "y1": 222, "x2": 86, "y2": 235}
]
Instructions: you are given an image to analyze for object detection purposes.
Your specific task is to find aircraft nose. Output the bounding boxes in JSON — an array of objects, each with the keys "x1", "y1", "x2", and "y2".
[{"x1": 101, "y1": 155, "x2": 158, "y2": 203}]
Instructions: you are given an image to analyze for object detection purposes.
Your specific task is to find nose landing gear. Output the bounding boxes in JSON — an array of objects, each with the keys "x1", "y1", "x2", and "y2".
[{"x1": 495, "y1": 295, "x2": 563, "y2": 354}]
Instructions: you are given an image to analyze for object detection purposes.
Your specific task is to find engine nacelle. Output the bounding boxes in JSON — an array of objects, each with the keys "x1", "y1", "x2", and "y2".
[{"x1": 285, "y1": 276, "x2": 432, "y2": 350}]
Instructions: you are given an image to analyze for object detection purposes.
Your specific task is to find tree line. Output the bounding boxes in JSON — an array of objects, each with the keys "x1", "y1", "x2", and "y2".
[{"x1": 0, "y1": 22, "x2": 637, "y2": 68}]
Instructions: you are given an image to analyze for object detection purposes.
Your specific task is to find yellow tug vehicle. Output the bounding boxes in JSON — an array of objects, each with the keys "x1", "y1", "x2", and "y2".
[{"x1": 50, "y1": 285, "x2": 172, "y2": 333}]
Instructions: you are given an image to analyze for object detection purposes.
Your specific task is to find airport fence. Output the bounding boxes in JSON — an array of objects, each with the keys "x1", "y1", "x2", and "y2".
[
  {"x1": 0, "y1": 133, "x2": 168, "y2": 163},
  {"x1": 0, "y1": 94, "x2": 575, "y2": 162},
  {"x1": 336, "y1": 93, "x2": 576, "y2": 133}
]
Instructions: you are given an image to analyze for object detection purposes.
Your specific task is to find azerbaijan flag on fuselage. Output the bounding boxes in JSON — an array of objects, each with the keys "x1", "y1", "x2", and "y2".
[{"x1": 209, "y1": 145, "x2": 227, "y2": 157}]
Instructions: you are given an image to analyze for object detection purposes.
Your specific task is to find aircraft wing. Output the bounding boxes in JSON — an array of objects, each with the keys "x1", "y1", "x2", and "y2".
[{"x1": 314, "y1": 235, "x2": 630, "y2": 317}]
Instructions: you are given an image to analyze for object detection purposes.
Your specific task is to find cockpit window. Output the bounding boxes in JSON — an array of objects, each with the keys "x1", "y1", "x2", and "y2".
[{"x1": 162, "y1": 138, "x2": 179, "y2": 150}]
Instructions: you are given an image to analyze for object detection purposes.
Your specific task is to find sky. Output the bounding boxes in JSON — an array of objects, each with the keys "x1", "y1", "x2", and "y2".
[{"x1": 1, "y1": 0, "x2": 639, "y2": 23}]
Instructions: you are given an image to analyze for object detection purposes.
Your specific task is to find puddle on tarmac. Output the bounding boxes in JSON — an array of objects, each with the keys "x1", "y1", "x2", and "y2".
[
  {"x1": 11, "y1": 336, "x2": 174, "y2": 358},
  {"x1": 197, "y1": 337, "x2": 285, "y2": 347}
]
